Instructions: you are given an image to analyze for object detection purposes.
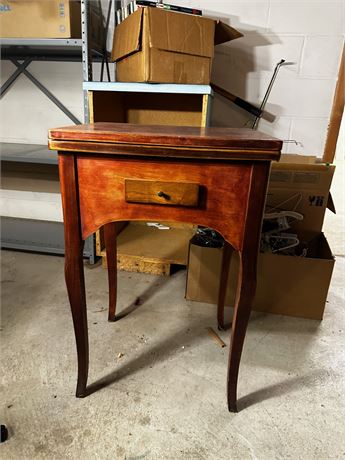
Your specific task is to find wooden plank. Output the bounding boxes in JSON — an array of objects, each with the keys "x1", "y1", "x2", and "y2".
[
  {"x1": 201, "y1": 94, "x2": 209, "y2": 127},
  {"x1": 96, "y1": 221, "x2": 128, "y2": 256},
  {"x1": 95, "y1": 227, "x2": 104, "y2": 256},
  {"x1": 102, "y1": 254, "x2": 171, "y2": 276},
  {"x1": 100, "y1": 222, "x2": 196, "y2": 275},
  {"x1": 88, "y1": 91, "x2": 94, "y2": 123},
  {"x1": 323, "y1": 44, "x2": 345, "y2": 163}
]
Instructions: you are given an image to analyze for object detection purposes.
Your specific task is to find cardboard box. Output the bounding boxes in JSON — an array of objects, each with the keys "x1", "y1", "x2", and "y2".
[
  {"x1": 268, "y1": 155, "x2": 335, "y2": 233},
  {"x1": 0, "y1": 0, "x2": 81, "y2": 38},
  {"x1": 111, "y1": 7, "x2": 242, "y2": 84},
  {"x1": 186, "y1": 233, "x2": 335, "y2": 320}
]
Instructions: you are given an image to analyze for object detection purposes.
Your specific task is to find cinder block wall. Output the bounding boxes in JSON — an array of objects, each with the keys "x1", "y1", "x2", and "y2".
[
  {"x1": 202, "y1": 0, "x2": 344, "y2": 156},
  {"x1": 1, "y1": 0, "x2": 344, "y2": 157}
]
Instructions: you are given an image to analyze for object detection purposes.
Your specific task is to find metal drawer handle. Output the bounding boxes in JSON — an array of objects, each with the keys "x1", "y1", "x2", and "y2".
[{"x1": 157, "y1": 191, "x2": 171, "y2": 200}]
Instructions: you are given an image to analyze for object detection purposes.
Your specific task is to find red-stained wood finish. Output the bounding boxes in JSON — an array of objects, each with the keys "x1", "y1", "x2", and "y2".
[
  {"x1": 77, "y1": 156, "x2": 252, "y2": 251},
  {"x1": 58, "y1": 155, "x2": 88, "y2": 397},
  {"x1": 50, "y1": 122, "x2": 282, "y2": 412},
  {"x1": 49, "y1": 122, "x2": 283, "y2": 152}
]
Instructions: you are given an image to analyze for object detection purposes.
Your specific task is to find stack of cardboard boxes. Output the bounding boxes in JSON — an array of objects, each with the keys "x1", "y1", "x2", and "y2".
[{"x1": 186, "y1": 156, "x2": 336, "y2": 320}]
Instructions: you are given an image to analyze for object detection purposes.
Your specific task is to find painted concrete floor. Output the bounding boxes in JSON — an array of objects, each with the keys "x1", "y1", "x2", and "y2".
[{"x1": 1, "y1": 162, "x2": 344, "y2": 459}]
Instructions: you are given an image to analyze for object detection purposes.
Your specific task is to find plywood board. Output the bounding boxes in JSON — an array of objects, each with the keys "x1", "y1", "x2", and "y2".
[{"x1": 101, "y1": 222, "x2": 196, "y2": 274}]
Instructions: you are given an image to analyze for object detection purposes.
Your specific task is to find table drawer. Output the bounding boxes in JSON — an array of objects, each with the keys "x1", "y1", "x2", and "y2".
[{"x1": 125, "y1": 179, "x2": 200, "y2": 207}]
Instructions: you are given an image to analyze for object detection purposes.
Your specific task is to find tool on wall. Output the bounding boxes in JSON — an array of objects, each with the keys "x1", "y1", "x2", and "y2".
[
  {"x1": 252, "y1": 59, "x2": 293, "y2": 129},
  {"x1": 210, "y1": 83, "x2": 262, "y2": 118},
  {"x1": 212, "y1": 59, "x2": 294, "y2": 129}
]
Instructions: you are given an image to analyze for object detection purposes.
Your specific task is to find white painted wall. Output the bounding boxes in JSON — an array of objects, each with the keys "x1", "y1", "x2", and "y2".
[
  {"x1": 1, "y1": 0, "x2": 344, "y2": 158},
  {"x1": 203, "y1": 0, "x2": 345, "y2": 156}
]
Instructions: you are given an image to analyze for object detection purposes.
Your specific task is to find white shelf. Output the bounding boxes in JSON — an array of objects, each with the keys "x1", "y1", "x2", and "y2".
[{"x1": 83, "y1": 81, "x2": 213, "y2": 95}]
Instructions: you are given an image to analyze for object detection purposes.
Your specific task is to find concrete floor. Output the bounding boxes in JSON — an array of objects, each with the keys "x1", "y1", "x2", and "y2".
[{"x1": 1, "y1": 161, "x2": 344, "y2": 459}]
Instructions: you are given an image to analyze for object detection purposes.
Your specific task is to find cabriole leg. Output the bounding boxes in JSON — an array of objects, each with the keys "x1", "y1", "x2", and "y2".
[
  {"x1": 227, "y1": 250, "x2": 257, "y2": 412},
  {"x1": 104, "y1": 222, "x2": 118, "y2": 322},
  {"x1": 59, "y1": 154, "x2": 88, "y2": 397},
  {"x1": 217, "y1": 242, "x2": 233, "y2": 330}
]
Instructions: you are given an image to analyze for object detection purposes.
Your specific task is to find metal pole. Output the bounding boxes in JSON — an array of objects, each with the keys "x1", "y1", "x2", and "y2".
[
  {"x1": 252, "y1": 59, "x2": 287, "y2": 129},
  {"x1": 81, "y1": 0, "x2": 92, "y2": 123}
]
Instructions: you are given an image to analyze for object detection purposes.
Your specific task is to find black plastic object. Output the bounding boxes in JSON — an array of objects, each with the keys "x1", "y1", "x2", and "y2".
[
  {"x1": 1, "y1": 424, "x2": 8, "y2": 443},
  {"x1": 191, "y1": 227, "x2": 225, "y2": 248}
]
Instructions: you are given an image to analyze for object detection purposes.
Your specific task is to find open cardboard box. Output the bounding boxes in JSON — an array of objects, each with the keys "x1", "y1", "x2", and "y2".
[
  {"x1": 186, "y1": 154, "x2": 336, "y2": 320},
  {"x1": 268, "y1": 155, "x2": 335, "y2": 233},
  {"x1": 111, "y1": 7, "x2": 242, "y2": 84},
  {"x1": 186, "y1": 232, "x2": 335, "y2": 320}
]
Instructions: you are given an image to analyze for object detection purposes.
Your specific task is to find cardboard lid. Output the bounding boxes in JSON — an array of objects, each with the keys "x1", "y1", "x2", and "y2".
[
  {"x1": 112, "y1": 7, "x2": 243, "y2": 62},
  {"x1": 112, "y1": 9, "x2": 143, "y2": 62},
  {"x1": 148, "y1": 7, "x2": 215, "y2": 58},
  {"x1": 214, "y1": 20, "x2": 243, "y2": 45}
]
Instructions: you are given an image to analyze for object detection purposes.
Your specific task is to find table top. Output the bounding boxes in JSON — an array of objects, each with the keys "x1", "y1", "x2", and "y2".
[{"x1": 49, "y1": 123, "x2": 282, "y2": 161}]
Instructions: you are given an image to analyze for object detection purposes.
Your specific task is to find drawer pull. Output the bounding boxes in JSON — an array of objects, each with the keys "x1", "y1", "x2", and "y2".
[
  {"x1": 125, "y1": 179, "x2": 200, "y2": 207},
  {"x1": 157, "y1": 191, "x2": 171, "y2": 200}
]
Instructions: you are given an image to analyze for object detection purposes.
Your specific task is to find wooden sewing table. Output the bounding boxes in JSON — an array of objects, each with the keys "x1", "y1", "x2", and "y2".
[{"x1": 48, "y1": 123, "x2": 282, "y2": 412}]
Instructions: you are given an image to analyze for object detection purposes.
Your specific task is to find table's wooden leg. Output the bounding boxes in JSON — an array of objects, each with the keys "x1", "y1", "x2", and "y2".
[
  {"x1": 104, "y1": 222, "x2": 117, "y2": 322},
  {"x1": 59, "y1": 154, "x2": 88, "y2": 398},
  {"x1": 226, "y1": 162, "x2": 270, "y2": 412},
  {"x1": 217, "y1": 242, "x2": 233, "y2": 330},
  {"x1": 227, "y1": 249, "x2": 257, "y2": 412}
]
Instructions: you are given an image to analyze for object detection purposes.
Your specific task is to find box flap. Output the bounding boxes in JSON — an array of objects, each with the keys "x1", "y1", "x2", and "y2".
[
  {"x1": 327, "y1": 192, "x2": 336, "y2": 214},
  {"x1": 214, "y1": 20, "x2": 243, "y2": 45},
  {"x1": 279, "y1": 154, "x2": 318, "y2": 165},
  {"x1": 148, "y1": 7, "x2": 215, "y2": 58},
  {"x1": 112, "y1": 8, "x2": 143, "y2": 61}
]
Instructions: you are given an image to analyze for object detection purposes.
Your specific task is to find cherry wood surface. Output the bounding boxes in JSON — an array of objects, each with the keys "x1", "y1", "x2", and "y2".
[
  {"x1": 48, "y1": 122, "x2": 282, "y2": 159},
  {"x1": 77, "y1": 156, "x2": 252, "y2": 250},
  {"x1": 49, "y1": 139, "x2": 280, "y2": 161},
  {"x1": 50, "y1": 122, "x2": 282, "y2": 412}
]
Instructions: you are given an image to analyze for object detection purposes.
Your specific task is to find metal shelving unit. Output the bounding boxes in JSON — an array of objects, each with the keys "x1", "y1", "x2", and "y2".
[
  {"x1": 1, "y1": 0, "x2": 214, "y2": 264},
  {"x1": 0, "y1": 0, "x2": 103, "y2": 262}
]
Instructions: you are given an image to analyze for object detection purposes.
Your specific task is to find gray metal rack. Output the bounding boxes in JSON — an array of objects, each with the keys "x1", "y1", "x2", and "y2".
[
  {"x1": 0, "y1": 0, "x2": 101, "y2": 262},
  {"x1": 1, "y1": 0, "x2": 213, "y2": 263}
]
